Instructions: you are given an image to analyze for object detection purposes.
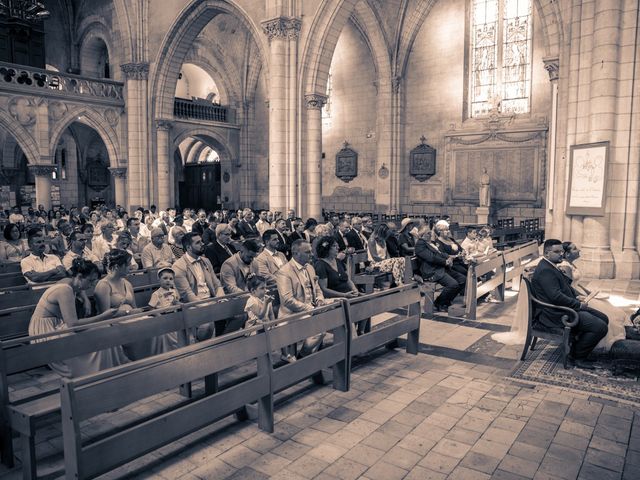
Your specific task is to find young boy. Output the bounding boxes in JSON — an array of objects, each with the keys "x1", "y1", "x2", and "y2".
[{"x1": 149, "y1": 266, "x2": 180, "y2": 309}]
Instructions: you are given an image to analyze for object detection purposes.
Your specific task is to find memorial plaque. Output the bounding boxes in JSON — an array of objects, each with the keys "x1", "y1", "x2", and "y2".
[
  {"x1": 335, "y1": 141, "x2": 357, "y2": 183},
  {"x1": 410, "y1": 136, "x2": 436, "y2": 182}
]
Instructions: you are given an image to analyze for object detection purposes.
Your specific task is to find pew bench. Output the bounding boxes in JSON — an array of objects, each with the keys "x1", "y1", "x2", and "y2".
[
  {"x1": 346, "y1": 250, "x2": 391, "y2": 294},
  {"x1": 520, "y1": 277, "x2": 578, "y2": 369},
  {"x1": 0, "y1": 293, "x2": 248, "y2": 478},
  {"x1": 60, "y1": 326, "x2": 272, "y2": 480},
  {"x1": 503, "y1": 240, "x2": 540, "y2": 290},
  {"x1": 0, "y1": 264, "x2": 22, "y2": 276},
  {"x1": 464, "y1": 251, "x2": 506, "y2": 320}
]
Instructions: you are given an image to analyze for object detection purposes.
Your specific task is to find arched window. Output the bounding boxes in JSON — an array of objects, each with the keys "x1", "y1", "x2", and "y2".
[{"x1": 469, "y1": 0, "x2": 532, "y2": 117}]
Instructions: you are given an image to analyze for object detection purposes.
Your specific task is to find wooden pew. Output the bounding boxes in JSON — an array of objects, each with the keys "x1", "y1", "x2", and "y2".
[
  {"x1": 464, "y1": 251, "x2": 506, "y2": 320},
  {"x1": 503, "y1": 240, "x2": 540, "y2": 290},
  {"x1": 0, "y1": 293, "x2": 248, "y2": 477},
  {"x1": 60, "y1": 327, "x2": 272, "y2": 480},
  {"x1": 0, "y1": 264, "x2": 21, "y2": 276},
  {"x1": 345, "y1": 284, "x2": 421, "y2": 359},
  {"x1": 263, "y1": 301, "x2": 349, "y2": 393},
  {"x1": 0, "y1": 272, "x2": 27, "y2": 289},
  {"x1": 346, "y1": 250, "x2": 390, "y2": 294}
]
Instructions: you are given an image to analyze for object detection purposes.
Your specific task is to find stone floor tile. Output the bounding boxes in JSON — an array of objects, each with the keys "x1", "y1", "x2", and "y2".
[
  {"x1": 343, "y1": 444, "x2": 386, "y2": 467},
  {"x1": 312, "y1": 418, "x2": 347, "y2": 434},
  {"x1": 578, "y1": 462, "x2": 623, "y2": 480},
  {"x1": 498, "y1": 453, "x2": 540, "y2": 478},
  {"x1": 538, "y1": 454, "x2": 581, "y2": 480},
  {"x1": 241, "y1": 432, "x2": 283, "y2": 454},
  {"x1": 217, "y1": 444, "x2": 261, "y2": 469},
  {"x1": 431, "y1": 438, "x2": 472, "y2": 460},
  {"x1": 364, "y1": 460, "x2": 408, "y2": 480},
  {"x1": 292, "y1": 428, "x2": 331, "y2": 447},
  {"x1": 307, "y1": 443, "x2": 348, "y2": 464},
  {"x1": 623, "y1": 462, "x2": 640, "y2": 480},
  {"x1": 457, "y1": 414, "x2": 494, "y2": 433},
  {"x1": 325, "y1": 429, "x2": 365, "y2": 450},
  {"x1": 324, "y1": 457, "x2": 368, "y2": 480},
  {"x1": 313, "y1": 473, "x2": 341, "y2": 480},
  {"x1": 492, "y1": 417, "x2": 527, "y2": 433},
  {"x1": 396, "y1": 433, "x2": 438, "y2": 456},
  {"x1": 418, "y1": 451, "x2": 460, "y2": 474},
  {"x1": 552, "y1": 431, "x2": 590, "y2": 451},
  {"x1": 558, "y1": 419, "x2": 594, "y2": 439},
  {"x1": 471, "y1": 438, "x2": 511, "y2": 459},
  {"x1": 271, "y1": 440, "x2": 312, "y2": 461},
  {"x1": 411, "y1": 422, "x2": 449, "y2": 441},
  {"x1": 602, "y1": 405, "x2": 635, "y2": 421},
  {"x1": 594, "y1": 422, "x2": 632, "y2": 444},
  {"x1": 375, "y1": 419, "x2": 413, "y2": 438},
  {"x1": 249, "y1": 453, "x2": 292, "y2": 476},
  {"x1": 446, "y1": 426, "x2": 483, "y2": 445},
  {"x1": 404, "y1": 465, "x2": 447, "y2": 480},
  {"x1": 361, "y1": 430, "x2": 401, "y2": 452},
  {"x1": 404, "y1": 400, "x2": 438, "y2": 417},
  {"x1": 626, "y1": 449, "x2": 640, "y2": 466},
  {"x1": 516, "y1": 426, "x2": 555, "y2": 449},
  {"x1": 381, "y1": 445, "x2": 422, "y2": 470},
  {"x1": 190, "y1": 458, "x2": 236, "y2": 480},
  {"x1": 588, "y1": 435, "x2": 628, "y2": 457},
  {"x1": 448, "y1": 465, "x2": 492, "y2": 480},
  {"x1": 225, "y1": 466, "x2": 270, "y2": 480},
  {"x1": 327, "y1": 407, "x2": 361, "y2": 423},
  {"x1": 422, "y1": 411, "x2": 459, "y2": 430},
  {"x1": 343, "y1": 418, "x2": 381, "y2": 437},
  {"x1": 434, "y1": 403, "x2": 469, "y2": 420},
  {"x1": 565, "y1": 400, "x2": 602, "y2": 427},
  {"x1": 459, "y1": 451, "x2": 501, "y2": 474},
  {"x1": 534, "y1": 400, "x2": 569, "y2": 420},
  {"x1": 584, "y1": 448, "x2": 626, "y2": 473},
  {"x1": 375, "y1": 399, "x2": 407, "y2": 415},
  {"x1": 286, "y1": 412, "x2": 320, "y2": 429},
  {"x1": 491, "y1": 469, "x2": 531, "y2": 480},
  {"x1": 271, "y1": 422, "x2": 303, "y2": 442},
  {"x1": 546, "y1": 442, "x2": 586, "y2": 464},
  {"x1": 286, "y1": 455, "x2": 329, "y2": 479},
  {"x1": 391, "y1": 410, "x2": 426, "y2": 427},
  {"x1": 481, "y1": 427, "x2": 520, "y2": 446}
]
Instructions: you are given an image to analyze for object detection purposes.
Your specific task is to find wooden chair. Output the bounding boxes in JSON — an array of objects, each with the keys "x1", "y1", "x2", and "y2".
[{"x1": 520, "y1": 277, "x2": 579, "y2": 369}]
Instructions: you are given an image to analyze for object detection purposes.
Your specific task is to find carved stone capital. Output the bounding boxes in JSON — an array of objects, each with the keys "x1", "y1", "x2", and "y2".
[
  {"x1": 305, "y1": 93, "x2": 327, "y2": 110},
  {"x1": 120, "y1": 63, "x2": 150, "y2": 80},
  {"x1": 262, "y1": 17, "x2": 302, "y2": 41},
  {"x1": 155, "y1": 119, "x2": 173, "y2": 131},
  {"x1": 543, "y1": 56, "x2": 559, "y2": 82},
  {"x1": 109, "y1": 167, "x2": 127, "y2": 178},
  {"x1": 29, "y1": 164, "x2": 57, "y2": 176}
]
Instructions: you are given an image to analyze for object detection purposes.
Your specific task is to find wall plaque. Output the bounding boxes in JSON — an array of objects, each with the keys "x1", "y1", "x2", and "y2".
[
  {"x1": 410, "y1": 136, "x2": 436, "y2": 182},
  {"x1": 335, "y1": 141, "x2": 357, "y2": 183},
  {"x1": 566, "y1": 141, "x2": 609, "y2": 216}
]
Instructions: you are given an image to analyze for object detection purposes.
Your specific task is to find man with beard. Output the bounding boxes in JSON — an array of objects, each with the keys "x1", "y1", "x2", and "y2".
[
  {"x1": 21, "y1": 228, "x2": 67, "y2": 284},
  {"x1": 173, "y1": 232, "x2": 226, "y2": 339},
  {"x1": 220, "y1": 239, "x2": 261, "y2": 294}
]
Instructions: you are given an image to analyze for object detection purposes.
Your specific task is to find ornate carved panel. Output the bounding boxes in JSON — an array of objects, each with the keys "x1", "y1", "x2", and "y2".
[
  {"x1": 409, "y1": 136, "x2": 436, "y2": 182},
  {"x1": 335, "y1": 141, "x2": 357, "y2": 183}
]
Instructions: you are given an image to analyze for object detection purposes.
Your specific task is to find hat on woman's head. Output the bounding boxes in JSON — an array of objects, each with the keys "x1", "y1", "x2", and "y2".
[
  {"x1": 400, "y1": 218, "x2": 414, "y2": 229},
  {"x1": 435, "y1": 220, "x2": 450, "y2": 229}
]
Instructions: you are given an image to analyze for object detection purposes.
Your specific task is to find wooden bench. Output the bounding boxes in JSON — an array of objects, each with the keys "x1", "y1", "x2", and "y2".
[
  {"x1": 0, "y1": 293, "x2": 248, "y2": 478},
  {"x1": 346, "y1": 250, "x2": 390, "y2": 294},
  {"x1": 0, "y1": 272, "x2": 27, "y2": 289},
  {"x1": 464, "y1": 251, "x2": 506, "y2": 320},
  {"x1": 345, "y1": 284, "x2": 421, "y2": 359},
  {"x1": 503, "y1": 240, "x2": 540, "y2": 291},
  {"x1": 520, "y1": 277, "x2": 578, "y2": 369},
  {"x1": 60, "y1": 326, "x2": 272, "y2": 480},
  {"x1": 0, "y1": 264, "x2": 21, "y2": 276}
]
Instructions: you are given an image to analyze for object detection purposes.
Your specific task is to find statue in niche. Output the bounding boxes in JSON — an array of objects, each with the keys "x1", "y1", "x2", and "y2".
[{"x1": 479, "y1": 168, "x2": 491, "y2": 207}]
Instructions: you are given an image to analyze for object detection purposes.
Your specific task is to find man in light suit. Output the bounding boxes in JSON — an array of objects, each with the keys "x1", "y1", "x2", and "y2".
[
  {"x1": 173, "y1": 232, "x2": 225, "y2": 339},
  {"x1": 253, "y1": 229, "x2": 287, "y2": 284},
  {"x1": 276, "y1": 239, "x2": 326, "y2": 357},
  {"x1": 220, "y1": 239, "x2": 261, "y2": 294}
]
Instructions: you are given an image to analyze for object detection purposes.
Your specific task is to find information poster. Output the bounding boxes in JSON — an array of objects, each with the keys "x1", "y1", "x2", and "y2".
[
  {"x1": 51, "y1": 185, "x2": 61, "y2": 207},
  {"x1": 566, "y1": 142, "x2": 609, "y2": 216},
  {"x1": 19, "y1": 186, "x2": 35, "y2": 208}
]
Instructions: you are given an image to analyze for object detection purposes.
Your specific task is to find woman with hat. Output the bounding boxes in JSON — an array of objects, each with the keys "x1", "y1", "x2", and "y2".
[{"x1": 398, "y1": 218, "x2": 416, "y2": 256}]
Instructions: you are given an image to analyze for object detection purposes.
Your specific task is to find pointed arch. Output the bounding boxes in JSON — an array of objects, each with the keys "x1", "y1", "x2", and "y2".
[
  {"x1": 151, "y1": 0, "x2": 269, "y2": 120},
  {"x1": 0, "y1": 110, "x2": 40, "y2": 165},
  {"x1": 48, "y1": 108, "x2": 121, "y2": 168}
]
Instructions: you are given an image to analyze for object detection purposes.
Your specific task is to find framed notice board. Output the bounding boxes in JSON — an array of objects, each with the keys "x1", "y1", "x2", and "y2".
[{"x1": 566, "y1": 141, "x2": 609, "y2": 216}]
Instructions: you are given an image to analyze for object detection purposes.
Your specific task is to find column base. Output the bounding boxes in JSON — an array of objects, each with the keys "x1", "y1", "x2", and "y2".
[
  {"x1": 576, "y1": 247, "x2": 615, "y2": 279},
  {"x1": 476, "y1": 207, "x2": 491, "y2": 225},
  {"x1": 614, "y1": 249, "x2": 640, "y2": 280}
]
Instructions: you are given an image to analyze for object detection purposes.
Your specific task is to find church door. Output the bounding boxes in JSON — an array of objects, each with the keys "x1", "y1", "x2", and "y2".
[{"x1": 179, "y1": 164, "x2": 221, "y2": 211}]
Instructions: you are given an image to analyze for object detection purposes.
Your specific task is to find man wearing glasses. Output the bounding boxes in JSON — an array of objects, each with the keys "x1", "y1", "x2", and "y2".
[{"x1": 141, "y1": 227, "x2": 175, "y2": 269}]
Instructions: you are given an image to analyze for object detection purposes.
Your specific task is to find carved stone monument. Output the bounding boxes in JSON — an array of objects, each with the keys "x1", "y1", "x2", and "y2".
[{"x1": 477, "y1": 167, "x2": 491, "y2": 224}]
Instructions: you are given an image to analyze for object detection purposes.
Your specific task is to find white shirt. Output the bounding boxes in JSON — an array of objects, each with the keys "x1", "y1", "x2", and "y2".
[
  {"x1": 62, "y1": 248, "x2": 101, "y2": 270},
  {"x1": 267, "y1": 248, "x2": 285, "y2": 268},
  {"x1": 21, "y1": 253, "x2": 62, "y2": 284},
  {"x1": 186, "y1": 254, "x2": 211, "y2": 301}
]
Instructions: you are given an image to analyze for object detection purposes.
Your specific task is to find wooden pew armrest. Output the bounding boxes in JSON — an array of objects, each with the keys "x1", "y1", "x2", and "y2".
[{"x1": 529, "y1": 296, "x2": 579, "y2": 328}]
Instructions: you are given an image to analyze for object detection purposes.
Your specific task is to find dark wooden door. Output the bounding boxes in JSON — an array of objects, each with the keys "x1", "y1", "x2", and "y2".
[{"x1": 179, "y1": 164, "x2": 221, "y2": 211}]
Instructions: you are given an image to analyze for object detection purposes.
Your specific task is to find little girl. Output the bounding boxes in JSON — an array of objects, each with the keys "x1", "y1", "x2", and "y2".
[
  {"x1": 148, "y1": 267, "x2": 180, "y2": 309},
  {"x1": 244, "y1": 274, "x2": 275, "y2": 332}
]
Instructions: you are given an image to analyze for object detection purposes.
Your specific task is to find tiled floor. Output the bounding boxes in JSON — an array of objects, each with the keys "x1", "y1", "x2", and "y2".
[{"x1": 2, "y1": 280, "x2": 640, "y2": 479}]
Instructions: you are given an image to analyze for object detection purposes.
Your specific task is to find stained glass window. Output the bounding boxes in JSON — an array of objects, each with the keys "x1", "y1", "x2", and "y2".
[{"x1": 470, "y1": 0, "x2": 532, "y2": 117}]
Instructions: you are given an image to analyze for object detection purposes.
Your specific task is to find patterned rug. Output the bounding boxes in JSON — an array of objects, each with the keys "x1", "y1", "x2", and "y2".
[{"x1": 509, "y1": 339, "x2": 640, "y2": 406}]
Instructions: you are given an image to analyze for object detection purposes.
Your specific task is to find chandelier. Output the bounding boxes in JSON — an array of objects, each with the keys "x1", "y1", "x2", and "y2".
[{"x1": 0, "y1": 0, "x2": 51, "y2": 21}]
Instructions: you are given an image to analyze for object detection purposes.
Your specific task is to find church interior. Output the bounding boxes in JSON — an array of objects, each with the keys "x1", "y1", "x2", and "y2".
[{"x1": 0, "y1": 0, "x2": 640, "y2": 479}]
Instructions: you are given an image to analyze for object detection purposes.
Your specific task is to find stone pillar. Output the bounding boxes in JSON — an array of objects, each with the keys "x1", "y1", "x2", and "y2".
[
  {"x1": 389, "y1": 76, "x2": 402, "y2": 214},
  {"x1": 262, "y1": 17, "x2": 301, "y2": 214},
  {"x1": 155, "y1": 120, "x2": 173, "y2": 211},
  {"x1": 304, "y1": 93, "x2": 327, "y2": 220},
  {"x1": 29, "y1": 165, "x2": 56, "y2": 210},
  {"x1": 109, "y1": 167, "x2": 127, "y2": 208},
  {"x1": 121, "y1": 63, "x2": 150, "y2": 210},
  {"x1": 543, "y1": 57, "x2": 560, "y2": 238},
  {"x1": 579, "y1": 0, "x2": 621, "y2": 278}
]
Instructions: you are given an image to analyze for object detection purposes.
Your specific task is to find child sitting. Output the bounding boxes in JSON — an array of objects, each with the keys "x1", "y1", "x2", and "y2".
[
  {"x1": 149, "y1": 266, "x2": 180, "y2": 309},
  {"x1": 244, "y1": 274, "x2": 275, "y2": 332}
]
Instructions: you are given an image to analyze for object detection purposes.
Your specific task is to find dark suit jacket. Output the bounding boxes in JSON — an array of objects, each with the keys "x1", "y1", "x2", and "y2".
[
  {"x1": 530, "y1": 258, "x2": 581, "y2": 330},
  {"x1": 345, "y1": 229, "x2": 365, "y2": 251},
  {"x1": 386, "y1": 235, "x2": 401, "y2": 258},
  {"x1": 204, "y1": 241, "x2": 237, "y2": 273},
  {"x1": 414, "y1": 238, "x2": 449, "y2": 280},
  {"x1": 191, "y1": 221, "x2": 208, "y2": 236},
  {"x1": 334, "y1": 232, "x2": 348, "y2": 252},
  {"x1": 288, "y1": 231, "x2": 305, "y2": 243},
  {"x1": 238, "y1": 220, "x2": 258, "y2": 238}
]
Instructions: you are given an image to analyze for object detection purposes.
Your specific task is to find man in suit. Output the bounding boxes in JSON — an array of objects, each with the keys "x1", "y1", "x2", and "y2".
[
  {"x1": 204, "y1": 223, "x2": 237, "y2": 273},
  {"x1": 220, "y1": 239, "x2": 261, "y2": 294},
  {"x1": 254, "y1": 229, "x2": 288, "y2": 284},
  {"x1": 255, "y1": 210, "x2": 271, "y2": 237},
  {"x1": 273, "y1": 219, "x2": 291, "y2": 258},
  {"x1": 191, "y1": 210, "x2": 209, "y2": 236},
  {"x1": 345, "y1": 216, "x2": 366, "y2": 251},
  {"x1": 238, "y1": 209, "x2": 259, "y2": 238},
  {"x1": 531, "y1": 239, "x2": 608, "y2": 368},
  {"x1": 276, "y1": 240, "x2": 326, "y2": 357},
  {"x1": 414, "y1": 232, "x2": 465, "y2": 312},
  {"x1": 334, "y1": 220, "x2": 351, "y2": 252},
  {"x1": 385, "y1": 222, "x2": 402, "y2": 257},
  {"x1": 173, "y1": 232, "x2": 225, "y2": 339},
  {"x1": 285, "y1": 209, "x2": 296, "y2": 231}
]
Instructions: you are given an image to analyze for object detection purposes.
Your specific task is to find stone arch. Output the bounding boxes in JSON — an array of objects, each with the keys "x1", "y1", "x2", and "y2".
[
  {"x1": 0, "y1": 110, "x2": 39, "y2": 165},
  {"x1": 48, "y1": 108, "x2": 121, "y2": 168},
  {"x1": 151, "y1": 0, "x2": 269, "y2": 120},
  {"x1": 77, "y1": 19, "x2": 116, "y2": 78},
  {"x1": 172, "y1": 127, "x2": 235, "y2": 162},
  {"x1": 112, "y1": 0, "x2": 134, "y2": 62},
  {"x1": 182, "y1": 51, "x2": 239, "y2": 106}
]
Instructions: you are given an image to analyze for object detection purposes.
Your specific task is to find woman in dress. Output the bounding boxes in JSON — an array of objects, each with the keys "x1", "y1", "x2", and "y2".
[
  {"x1": 0, "y1": 223, "x2": 28, "y2": 262},
  {"x1": 398, "y1": 219, "x2": 416, "y2": 256},
  {"x1": 366, "y1": 223, "x2": 406, "y2": 286},
  {"x1": 28, "y1": 258, "x2": 129, "y2": 377},
  {"x1": 314, "y1": 236, "x2": 359, "y2": 299},
  {"x1": 559, "y1": 242, "x2": 627, "y2": 352}
]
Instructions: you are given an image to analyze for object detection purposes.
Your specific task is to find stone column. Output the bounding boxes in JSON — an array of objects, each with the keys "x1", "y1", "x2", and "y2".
[
  {"x1": 109, "y1": 167, "x2": 127, "y2": 208},
  {"x1": 29, "y1": 164, "x2": 56, "y2": 210},
  {"x1": 121, "y1": 63, "x2": 150, "y2": 210},
  {"x1": 155, "y1": 120, "x2": 173, "y2": 211},
  {"x1": 579, "y1": 0, "x2": 621, "y2": 278},
  {"x1": 389, "y1": 76, "x2": 402, "y2": 214},
  {"x1": 304, "y1": 93, "x2": 327, "y2": 220},
  {"x1": 262, "y1": 17, "x2": 301, "y2": 214},
  {"x1": 543, "y1": 57, "x2": 560, "y2": 238}
]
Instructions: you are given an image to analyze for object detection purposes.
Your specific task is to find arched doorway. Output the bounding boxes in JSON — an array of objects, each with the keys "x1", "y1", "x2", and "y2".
[
  {"x1": 177, "y1": 138, "x2": 221, "y2": 211},
  {"x1": 0, "y1": 129, "x2": 33, "y2": 209}
]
